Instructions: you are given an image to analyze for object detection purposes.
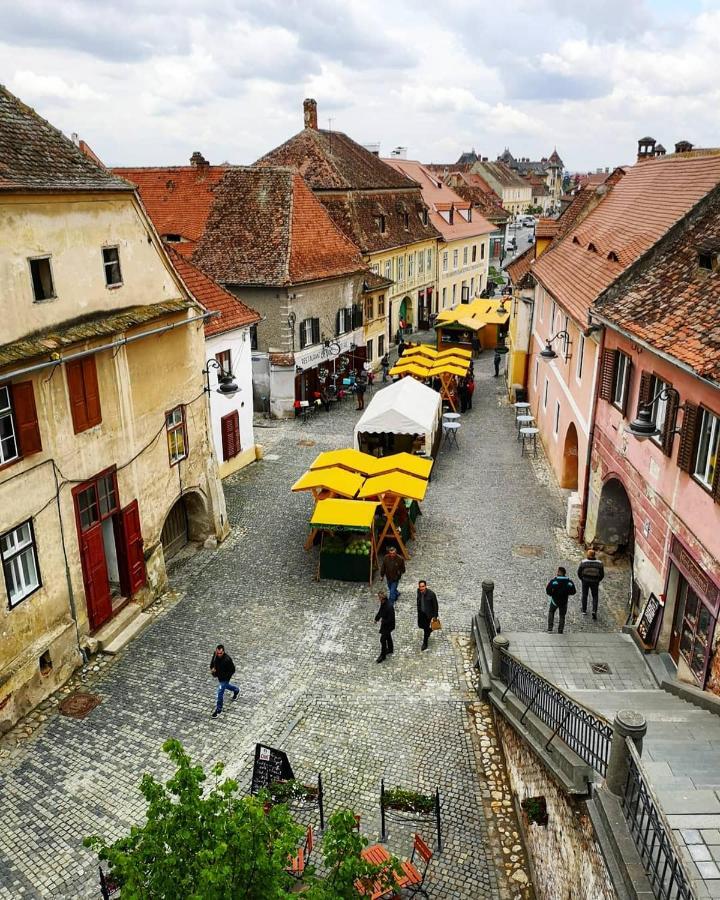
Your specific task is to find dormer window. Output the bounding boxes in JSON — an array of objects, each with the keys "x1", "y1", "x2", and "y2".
[
  {"x1": 468, "y1": 207, "x2": 472, "y2": 222},
  {"x1": 422, "y1": 208, "x2": 429, "y2": 226},
  {"x1": 572, "y1": 236, "x2": 580, "y2": 245},
  {"x1": 607, "y1": 251, "x2": 619, "y2": 262},
  {"x1": 698, "y1": 250, "x2": 716, "y2": 271},
  {"x1": 587, "y1": 242, "x2": 597, "y2": 253},
  {"x1": 375, "y1": 215, "x2": 386, "y2": 234},
  {"x1": 164, "y1": 233, "x2": 182, "y2": 242},
  {"x1": 449, "y1": 207, "x2": 454, "y2": 225},
  {"x1": 403, "y1": 212, "x2": 409, "y2": 230}
]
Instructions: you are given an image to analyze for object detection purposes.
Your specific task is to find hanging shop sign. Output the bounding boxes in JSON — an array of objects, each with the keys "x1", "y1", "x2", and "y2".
[{"x1": 294, "y1": 330, "x2": 364, "y2": 372}]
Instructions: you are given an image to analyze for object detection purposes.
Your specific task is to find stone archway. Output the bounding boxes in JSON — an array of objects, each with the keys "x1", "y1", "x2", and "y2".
[
  {"x1": 160, "y1": 491, "x2": 210, "y2": 561},
  {"x1": 399, "y1": 295, "x2": 413, "y2": 331},
  {"x1": 560, "y1": 423, "x2": 579, "y2": 490},
  {"x1": 595, "y1": 477, "x2": 634, "y2": 554}
]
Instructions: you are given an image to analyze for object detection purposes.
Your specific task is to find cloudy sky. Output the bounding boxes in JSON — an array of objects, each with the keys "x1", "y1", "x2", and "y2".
[{"x1": 2, "y1": 0, "x2": 719, "y2": 172}]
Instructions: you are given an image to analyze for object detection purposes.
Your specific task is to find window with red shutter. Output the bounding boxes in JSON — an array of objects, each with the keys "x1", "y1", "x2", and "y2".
[
  {"x1": 220, "y1": 411, "x2": 241, "y2": 461},
  {"x1": 66, "y1": 356, "x2": 102, "y2": 433},
  {"x1": 677, "y1": 402, "x2": 699, "y2": 473},
  {"x1": 599, "y1": 349, "x2": 617, "y2": 402},
  {"x1": 10, "y1": 381, "x2": 42, "y2": 458}
]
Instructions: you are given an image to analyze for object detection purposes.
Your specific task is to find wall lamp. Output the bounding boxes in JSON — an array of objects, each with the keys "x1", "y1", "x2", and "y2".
[
  {"x1": 203, "y1": 359, "x2": 240, "y2": 397},
  {"x1": 626, "y1": 387, "x2": 681, "y2": 441},
  {"x1": 540, "y1": 331, "x2": 570, "y2": 360}
]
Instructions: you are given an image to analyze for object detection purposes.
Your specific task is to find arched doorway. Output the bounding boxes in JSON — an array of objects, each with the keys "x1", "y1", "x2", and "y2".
[
  {"x1": 160, "y1": 491, "x2": 210, "y2": 562},
  {"x1": 560, "y1": 423, "x2": 579, "y2": 489},
  {"x1": 595, "y1": 477, "x2": 634, "y2": 554},
  {"x1": 398, "y1": 296, "x2": 413, "y2": 332}
]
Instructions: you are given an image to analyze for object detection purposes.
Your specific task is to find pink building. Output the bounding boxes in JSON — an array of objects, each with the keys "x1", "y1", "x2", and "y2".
[
  {"x1": 527, "y1": 154, "x2": 720, "y2": 536},
  {"x1": 587, "y1": 187, "x2": 720, "y2": 692}
]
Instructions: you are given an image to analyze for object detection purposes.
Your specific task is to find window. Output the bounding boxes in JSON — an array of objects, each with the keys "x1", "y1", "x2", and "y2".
[
  {"x1": 470, "y1": 277, "x2": 475, "y2": 296},
  {"x1": 576, "y1": 333, "x2": 585, "y2": 381},
  {"x1": 442, "y1": 286, "x2": 446, "y2": 307},
  {"x1": 453, "y1": 249, "x2": 459, "y2": 269},
  {"x1": 215, "y1": 349, "x2": 232, "y2": 376},
  {"x1": 403, "y1": 212, "x2": 409, "y2": 230},
  {"x1": 384, "y1": 260, "x2": 393, "y2": 281},
  {"x1": 461, "y1": 283, "x2": 469, "y2": 303},
  {"x1": 550, "y1": 301, "x2": 556, "y2": 332},
  {"x1": 554, "y1": 400, "x2": 560, "y2": 436},
  {"x1": 426, "y1": 249, "x2": 432, "y2": 271},
  {"x1": 397, "y1": 256, "x2": 405, "y2": 282},
  {"x1": 678, "y1": 581, "x2": 713, "y2": 684},
  {"x1": 452, "y1": 284, "x2": 456, "y2": 304},
  {"x1": 649, "y1": 375, "x2": 670, "y2": 443},
  {"x1": 418, "y1": 251, "x2": 424, "y2": 275},
  {"x1": 694, "y1": 408, "x2": 720, "y2": 489},
  {"x1": 699, "y1": 251, "x2": 714, "y2": 271},
  {"x1": 221, "y1": 410, "x2": 241, "y2": 461},
  {"x1": 97, "y1": 473, "x2": 118, "y2": 517},
  {"x1": 66, "y1": 355, "x2": 101, "y2": 433},
  {"x1": 164, "y1": 233, "x2": 182, "y2": 242},
  {"x1": 463, "y1": 246, "x2": 469, "y2": 266},
  {"x1": 472, "y1": 245, "x2": 477, "y2": 263},
  {"x1": 102, "y1": 247, "x2": 122, "y2": 287},
  {"x1": 166, "y1": 406, "x2": 187, "y2": 464},
  {"x1": 1, "y1": 520, "x2": 41, "y2": 608},
  {"x1": 76, "y1": 484, "x2": 100, "y2": 531},
  {"x1": 376, "y1": 215, "x2": 386, "y2": 233},
  {"x1": 29, "y1": 256, "x2": 55, "y2": 302},
  {"x1": 377, "y1": 294, "x2": 385, "y2": 316},
  {"x1": 408, "y1": 253, "x2": 415, "y2": 279},
  {"x1": 299, "y1": 318, "x2": 319, "y2": 349},
  {"x1": 612, "y1": 352, "x2": 631, "y2": 411},
  {"x1": 370, "y1": 264, "x2": 380, "y2": 275},
  {"x1": 539, "y1": 295, "x2": 545, "y2": 322},
  {"x1": 422, "y1": 209, "x2": 429, "y2": 226},
  {"x1": 534, "y1": 358, "x2": 539, "y2": 389},
  {"x1": 562, "y1": 316, "x2": 570, "y2": 359},
  {"x1": 366, "y1": 339, "x2": 374, "y2": 362},
  {"x1": 543, "y1": 378, "x2": 549, "y2": 410},
  {"x1": 0, "y1": 386, "x2": 19, "y2": 466},
  {"x1": 249, "y1": 324, "x2": 258, "y2": 351},
  {"x1": 378, "y1": 335, "x2": 385, "y2": 356},
  {"x1": 442, "y1": 252, "x2": 448, "y2": 273},
  {"x1": 481, "y1": 242, "x2": 485, "y2": 260},
  {"x1": 365, "y1": 297, "x2": 374, "y2": 321},
  {"x1": 335, "y1": 307, "x2": 352, "y2": 334}
]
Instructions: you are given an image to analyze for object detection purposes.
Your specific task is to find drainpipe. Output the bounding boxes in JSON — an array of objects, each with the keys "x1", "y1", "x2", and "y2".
[{"x1": 578, "y1": 324, "x2": 606, "y2": 543}]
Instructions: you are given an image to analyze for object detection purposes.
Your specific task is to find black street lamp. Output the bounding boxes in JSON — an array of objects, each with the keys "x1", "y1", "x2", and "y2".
[
  {"x1": 540, "y1": 330, "x2": 570, "y2": 360},
  {"x1": 626, "y1": 386, "x2": 681, "y2": 441},
  {"x1": 287, "y1": 311, "x2": 297, "y2": 351},
  {"x1": 203, "y1": 359, "x2": 240, "y2": 397}
]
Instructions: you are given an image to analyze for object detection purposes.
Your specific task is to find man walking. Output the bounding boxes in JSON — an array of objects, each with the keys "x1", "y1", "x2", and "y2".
[
  {"x1": 416, "y1": 580, "x2": 439, "y2": 650},
  {"x1": 493, "y1": 349, "x2": 502, "y2": 377},
  {"x1": 374, "y1": 592, "x2": 396, "y2": 663},
  {"x1": 355, "y1": 373, "x2": 367, "y2": 411},
  {"x1": 545, "y1": 567, "x2": 576, "y2": 634},
  {"x1": 578, "y1": 549, "x2": 605, "y2": 620},
  {"x1": 380, "y1": 545, "x2": 405, "y2": 605},
  {"x1": 381, "y1": 354, "x2": 390, "y2": 382},
  {"x1": 209, "y1": 644, "x2": 240, "y2": 718}
]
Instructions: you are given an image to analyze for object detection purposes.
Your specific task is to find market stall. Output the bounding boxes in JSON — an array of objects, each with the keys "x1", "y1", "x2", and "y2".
[
  {"x1": 310, "y1": 498, "x2": 380, "y2": 585},
  {"x1": 403, "y1": 345, "x2": 440, "y2": 363},
  {"x1": 358, "y1": 472, "x2": 428, "y2": 559},
  {"x1": 309, "y1": 448, "x2": 383, "y2": 477},
  {"x1": 428, "y1": 360, "x2": 470, "y2": 412},
  {"x1": 388, "y1": 361, "x2": 431, "y2": 380},
  {"x1": 372, "y1": 452, "x2": 433, "y2": 480},
  {"x1": 435, "y1": 299, "x2": 510, "y2": 353},
  {"x1": 353, "y1": 377, "x2": 442, "y2": 458},
  {"x1": 291, "y1": 467, "x2": 365, "y2": 549}
]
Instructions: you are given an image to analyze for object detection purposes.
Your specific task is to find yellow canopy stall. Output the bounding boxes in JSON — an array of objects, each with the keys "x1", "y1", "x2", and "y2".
[
  {"x1": 292, "y1": 467, "x2": 366, "y2": 549},
  {"x1": 309, "y1": 448, "x2": 383, "y2": 477},
  {"x1": 435, "y1": 298, "x2": 510, "y2": 353},
  {"x1": 388, "y1": 362, "x2": 431, "y2": 379},
  {"x1": 402, "y1": 345, "x2": 439, "y2": 362},
  {"x1": 371, "y1": 452, "x2": 433, "y2": 480},
  {"x1": 310, "y1": 498, "x2": 380, "y2": 584},
  {"x1": 427, "y1": 359, "x2": 470, "y2": 413},
  {"x1": 358, "y1": 472, "x2": 428, "y2": 558}
]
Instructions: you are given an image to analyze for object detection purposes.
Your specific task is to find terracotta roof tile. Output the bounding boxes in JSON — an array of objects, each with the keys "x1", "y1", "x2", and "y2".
[
  {"x1": 165, "y1": 246, "x2": 260, "y2": 337},
  {"x1": 535, "y1": 218, "x2": 560, "y2": 238},
  {"x1": 533, "y1": 155, "x2": 720, "y2": 323},
  {"x1": 0, "y1": 84, "x2": 132, "y2": 193},
  {"x1": 472, "y1": 160, "x2": 528, "y2": 189},
  {"x1": 507, "y1": 245, "x2": 534, "y2": 286}
]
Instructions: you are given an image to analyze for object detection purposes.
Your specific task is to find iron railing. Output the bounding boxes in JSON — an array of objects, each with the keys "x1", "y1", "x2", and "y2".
[
  {"x1": 481, "y1": 584, "x2": 500, "y2": 641},
  {"x1": 622, "y1": 741, "x2": 695, "y2": 900},
  {"x1": 498, "y1": 650, "x2": 613, "y2": 776}
]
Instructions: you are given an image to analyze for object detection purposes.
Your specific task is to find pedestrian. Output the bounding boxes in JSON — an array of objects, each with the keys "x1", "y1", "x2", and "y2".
[
  {"x1": 398, "y1": 338, "x2": 406, "y2": 358},
  {"x1": 209, "y1": 644, "x2": 240, "y2": 718},
  {"x1": 320, "y1": 387, "x2": 331, "y2": 412},
  {"x1": 458, "y1": 377, "x2": 468, "y2": 413},
  {"x1": 355, "y1": 373, "x2": 367, "y2": 410},
  {"x1": 381, "y1": 354, "x2": 390, "y2": 382},
  {"x1": 493, "y1": 349, "x2": 501, "y2": 377},
  {"x1": 416, "y1": 580, "x2": 439, "y2": 651},
  {"x1": 545, "y1": 567, "x2": 576, "y2": 634},
  {"x1": 374, "y1": 591, "x2": 396, "y2": 663},
  {"x1": 380, "y1": 545, "x2": 406, "y2": 605},
  {"x1": 367, "y1": 368, "x2": 375, "y2": 388},
  {"x1": 466, "y1": 375, "x2": 475, "y2": 410},
  {"x1": 472, "y1": 336, "x2": 481, "y2": 358},
  {"x1": 577, "y1": 548, "x2": 605, "y2": 620}
]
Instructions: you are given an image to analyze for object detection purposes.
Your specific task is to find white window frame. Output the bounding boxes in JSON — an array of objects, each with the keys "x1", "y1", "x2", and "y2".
[
  {"x1": 576, "y1": 332, "x2": 585, "y2": 382},
  {"x1": 102, "y1": 246, "x2": 123, "y2": 287},
  {"x1": 426, "y1": 249, "x2": 432, "y2": 271},
  {"x1": 463, "y1": 246, "x2": 468, "y2": 266},
  {"x1": 397, "y1": 256, "x2": 405, "y2": 282},
  {"x1": 408, "y1": 252, "x2": 415, "y2": 280},
  {"x1": 166, "y1": 406, "x2": 188, "y2": 464},
  {"x1": 28, "y1": 255, "x2": 56, "y2": 303},
  {"x1": 384, "y1": 260, "x2": 392, "y2": 281},
  {"x1": 612, "y1": 352, "x2": 631, "y2": 411},
  {"x1": 1, "y1": 520, "x2": 41, "y2": 608},
  {"x1": 0, "y1": 386, "x2": 20, "y2": 465},
  {"x1": 442, "y1": 286, "x2": 447, "y2": 307},
  {"x1": 554, "y1": 400, "x2": 560, "y2": 437},
  {"x1": 693, "y1": 408, "x2": 720, "y2": 489},
  {"x1": 543, "y1": 378, "x2": 549, "y2": 410},
  {"x1": 442, "y1": 251, "x2": 448, "y2": 273},
  {"x1": 453, "y1": 249, "x2": 459, "y2": 270},
  {"x1": 366, "y1": 339, "x2": 374, "y2": 362},
  {"x1": 562, "y1": 316, "x2": 570, "y2": 359}
]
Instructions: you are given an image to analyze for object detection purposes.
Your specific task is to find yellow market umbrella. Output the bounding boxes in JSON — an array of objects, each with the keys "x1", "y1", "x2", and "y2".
[
  {"x1": 291, "y1": 467, "x2": 364, "y2": 499},
  {"x1": 358, "y1": 472, "x2": 428, "y2": 502},
  {"x1": 310, "y1": 497, "x2": 378, "y2": 529},
  {"x1": 371, "y1": 452, "x2": 432, "y2": 480},
  {"x1": 310, "y1": 448, "x2": 383, "y2": 477}
]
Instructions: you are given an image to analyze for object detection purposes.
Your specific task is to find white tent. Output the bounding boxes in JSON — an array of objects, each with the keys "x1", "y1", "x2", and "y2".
[{"x1": 353, "y1": 377, "x2": 442, "y2": 457}]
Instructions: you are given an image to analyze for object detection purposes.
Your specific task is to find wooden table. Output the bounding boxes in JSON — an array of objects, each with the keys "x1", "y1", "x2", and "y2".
[{"x1": 356, "y1": 845, "x2": 401, "y2": 899}]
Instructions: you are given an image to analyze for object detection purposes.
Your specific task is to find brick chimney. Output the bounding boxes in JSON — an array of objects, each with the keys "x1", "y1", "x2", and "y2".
[
  {"x1": 675, "y1": 140, "x2": 694, "y2": 154},
  {"x1": 303, "y1": 98, "x2": 318, "y2": 130},
  {"x1": 190, "y1": 151, "x2": 209, "y2": 167},
  {"x1": 637, "y1": 137, "x2": 657, "y2": 162}
]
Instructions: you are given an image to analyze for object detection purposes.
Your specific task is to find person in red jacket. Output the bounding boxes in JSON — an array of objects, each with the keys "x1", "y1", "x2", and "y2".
[{"x1": 466, "y1": 376, "x2": 476, "y2": 410}]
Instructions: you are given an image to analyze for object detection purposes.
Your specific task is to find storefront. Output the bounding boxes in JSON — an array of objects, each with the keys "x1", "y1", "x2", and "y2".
[
  {"x1": 418, "y1": 287, "x2": 433, "y2": 330},
  {"x1": 293, "y1": 329, "x2": 365, "y2": 401},
  {"x1": 665, "y1": 537, "x2": 720, "y2": 690}
]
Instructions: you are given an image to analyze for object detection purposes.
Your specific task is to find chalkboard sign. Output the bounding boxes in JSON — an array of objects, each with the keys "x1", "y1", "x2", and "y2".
[
  {"x1": 637, "y1": 592, "x2": 663, "y2": 644},
  {"x1": 250, "y1": 743, "x2": 294, "y2": 795}
]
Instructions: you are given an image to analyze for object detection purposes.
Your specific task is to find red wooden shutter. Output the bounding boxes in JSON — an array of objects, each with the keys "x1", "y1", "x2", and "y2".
[
  {"x1": 11, "y1": 381, "x2": 42, "y2": 456},
  {"x1": 80, "y1": 524, "x2": 112, "y2": 631},
  {"x1": 120, "y1": 500, "x2": 147, "y2": 595},
  {"x1": 712, "y1": 456, "x2": 720, "y2": 505},
  {"x1": 677, "y1": 402, "x2": 699, "y2": 472},
  {"x1": 599, "y1": 349, "x2": 617, "y2": 402},
  {"x1": 82, "y1": 356, "x2": 101, "y2": 428},
  {"x1": 221, "y1": 411, "x2": 240, "y2": 460},
  {"x1": 660, "y1": 383, "x2": 678, "y2": 457},
  {"x1": 620, "y1": 359, "x2": 633, "y2": 416},
  {"x1": 637, "y1": 371, "x2": 653, "y2": 409}
]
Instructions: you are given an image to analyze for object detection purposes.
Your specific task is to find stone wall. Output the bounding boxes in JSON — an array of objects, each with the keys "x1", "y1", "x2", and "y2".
[{"x1": 496, "y1": 718, "x2": 616, "y2": 900}]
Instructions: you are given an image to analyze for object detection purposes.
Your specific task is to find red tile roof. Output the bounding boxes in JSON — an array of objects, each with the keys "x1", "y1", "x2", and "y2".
[
  {"x1": 595, "y1": 187, "x2": 720, "y2": 382},
  {"x1": 507, "y1": 245, "x2": 534, "y2": 286},
  {"x1": 535, "y1": 218, "x2": 560, "y2": 239},
  {"x1": 165, "y1": 246, "x2": 260, "y2": 337},
  {"x1": 533, "y1": 155, "x2": 720, "y2": 323}
]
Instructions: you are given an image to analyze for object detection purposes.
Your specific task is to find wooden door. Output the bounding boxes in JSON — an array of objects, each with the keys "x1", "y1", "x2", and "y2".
[
  {"x1": 80, "y1": 524, "x2": 112, "y2": 631},
  {"x1": 669, "y1": 581, "x2": 686, "y2": 663},
  {"x1": 116, "y1": 500, "x2": 147, "y2": 597}
]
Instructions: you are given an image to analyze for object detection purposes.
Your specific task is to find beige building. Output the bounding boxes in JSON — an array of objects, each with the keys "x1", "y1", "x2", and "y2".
[
  {"x1": 471, "y1": 160, "x2": 533, "y2": 216},
  {"x1": 0, "y1": 87, "x2": 227, "y2": 732}
]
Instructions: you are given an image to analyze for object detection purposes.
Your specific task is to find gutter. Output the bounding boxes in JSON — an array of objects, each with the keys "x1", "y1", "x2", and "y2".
[
  {"x1": 578, "y1": 325, "x2": 606, "y2": 543},
  {"x1": 1, "y1": 310, "x2": 217, "y2": 382}
]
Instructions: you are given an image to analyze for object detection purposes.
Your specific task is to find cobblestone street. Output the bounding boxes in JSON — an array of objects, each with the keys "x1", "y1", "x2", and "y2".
[{"x1": 0, "y1": 353, "x2": 628, "y2": 899}]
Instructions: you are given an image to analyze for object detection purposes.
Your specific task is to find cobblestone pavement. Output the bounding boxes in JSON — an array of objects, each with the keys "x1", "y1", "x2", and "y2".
[{"x1": 0, "y1": 353, "x2": 626, "y2": 898}]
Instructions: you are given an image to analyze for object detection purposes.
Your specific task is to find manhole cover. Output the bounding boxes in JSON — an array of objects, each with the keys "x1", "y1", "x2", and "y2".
[
  {"x1": 58, "y1": 692, "x2": 102, "y2": 719},
  {"x1": 297, "y1": 439, "x2": 316, "y2": 447},
  {"x1": 591, "y1": 662, "x2": 612, "y2": 675},
  {"x1": 512, "y1": 545, "x2": 545, "y2": 558}
]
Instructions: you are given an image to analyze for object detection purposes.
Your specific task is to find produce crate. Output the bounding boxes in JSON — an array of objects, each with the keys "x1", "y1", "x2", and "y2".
[{"x1": 319, "y1": 550, "x2": 371, "y2": 582}]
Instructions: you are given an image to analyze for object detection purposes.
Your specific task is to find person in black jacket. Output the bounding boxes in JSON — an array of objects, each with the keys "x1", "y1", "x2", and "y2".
[
  {"x1": 209, "y1": 644, "x2": 239, "y2": 718},
  {"x1": 577, "y1": 549, "x2": 605, "y2": 619},
  {"x1": 545, "y1": 567, "x2": 576, "y2": 634},
  {"x1": 417, "y1": 580, "x2": 439, "y2": 650},
  {"x1": 374, "y1": 592, "x2": 396, "y2": 663}
]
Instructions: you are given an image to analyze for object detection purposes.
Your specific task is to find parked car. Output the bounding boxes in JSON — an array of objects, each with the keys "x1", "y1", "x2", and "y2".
[{"x1": 519, "y1": 215, "x2": 536, "y2": 227}]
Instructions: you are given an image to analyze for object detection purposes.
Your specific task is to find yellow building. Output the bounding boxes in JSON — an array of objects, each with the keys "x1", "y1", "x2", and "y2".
[
  {"x1": 0, "y1": 87, "x2": 227, "y2": 732},
  {"x1": 470, "y1": 160, "x2": 533, "y2": 216}
]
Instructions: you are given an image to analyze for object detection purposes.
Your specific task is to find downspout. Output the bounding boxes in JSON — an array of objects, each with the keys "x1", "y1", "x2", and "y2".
[
  {"x1": 52, "y1": 460, "x2": 88, "y2": 663},
  {"x1": 578, "y1": 325, "x2": 606, "y2": 543}
]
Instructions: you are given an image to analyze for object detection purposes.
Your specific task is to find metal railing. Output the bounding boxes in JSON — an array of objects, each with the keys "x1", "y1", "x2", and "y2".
[
  {"x1": 481, "y1": 583, "x2": 500, "y2": 641},
  {"x1": 498, "y1": 650, "x2": 613, "y2": 776},
  {"x1": 622, "y1": 741, "x2": 695, "y2": 900}
]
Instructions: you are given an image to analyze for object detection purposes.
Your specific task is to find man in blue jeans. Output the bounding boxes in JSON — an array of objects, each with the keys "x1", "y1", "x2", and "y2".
[
  {"x1": 209, "y1": 644, "x2": 239, "y2": 718},
  {"x1": 380, "y1": 545, "x2": 406, "y2": 605}
]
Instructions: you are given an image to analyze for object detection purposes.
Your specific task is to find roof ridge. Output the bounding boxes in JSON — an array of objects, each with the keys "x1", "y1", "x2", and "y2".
[{"x1": 285, "y1": 170, "x2": 294, "y2": 285}]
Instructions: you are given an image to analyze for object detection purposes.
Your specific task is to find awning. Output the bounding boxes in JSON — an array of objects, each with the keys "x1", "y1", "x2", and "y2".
[
  {"x1": 371, "y1": 452, "x2": 433, "y2": 480},
  {"x1": 389, "y1": 362, "x2": 430, "y2": 378},
  {"x1": 310, "y1": 498, "x2": 378, "y2": 530},
  {"x1": 434, "y1": 299, "x2": 510, "y2": 332},
  {"x1": 291, "y1": 467, "x2": 364, "y2": 498},
  {"x1": 310, "y1": 448, "x2": 383, "y2": 476},
  {"x1": 358, "y1": 472, "x2": 429, "y2": 502}
]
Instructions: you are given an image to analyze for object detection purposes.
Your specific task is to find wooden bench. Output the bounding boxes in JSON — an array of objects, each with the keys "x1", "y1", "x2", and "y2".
[{"x1": 286, "y1": 824, "x2": 314, "y2": 880}]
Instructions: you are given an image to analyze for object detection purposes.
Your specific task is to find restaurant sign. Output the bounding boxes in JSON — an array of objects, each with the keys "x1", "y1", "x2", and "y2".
[{"x1": 294, "y1": 330, "x2": 364, "y2": 372}]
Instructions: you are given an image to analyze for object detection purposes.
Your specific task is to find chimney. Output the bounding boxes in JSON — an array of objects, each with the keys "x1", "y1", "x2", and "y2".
[
  {"x1": 675, "y1": 140, "x2": 694, "y2": 154},
  {"x1": 637, "y1": 137, "x2": 657, "y2": 162},
  {"x1": 303, "y1": 98, "x2": 318, "y2": 130},
  {"x1": 190, "y1": 151, "x2": 209, "y2": 167}
]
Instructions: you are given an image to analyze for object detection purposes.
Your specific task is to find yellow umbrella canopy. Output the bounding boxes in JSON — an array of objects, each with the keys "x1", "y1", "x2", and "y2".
[
  {"x1": 291, "y1": 467, "x2": 364, "y2": 498},
  {"x1": 437, "y1": 347, "x2": 472, "y2": 359},
  {"x1": 389, "y1": 362, "x2": 431, "y2": 379},
  {"x1": 429, "y1": 362, "x2": 469, "y2": 378},
  {"x1": 432, "y1": 355, "x2": 469, "y2": 371},
  {"x1": 403, "y1": 345, "x2": 439, "y2": 360},
  {"x1": 358, "y1": 472, "x2": 429, "y2": 502},
  {"x1": 371, "y1": 452, "x2": 433, "y2": 480},
  {"x1": 310, "y1": 498, "x2": 378, "y2": 529},
  {"x1": 309, "y1": 448, "x2": 383, "y2": 476}
]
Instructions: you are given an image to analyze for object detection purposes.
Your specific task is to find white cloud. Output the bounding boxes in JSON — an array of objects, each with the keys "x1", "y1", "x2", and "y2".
[{"x1": 10, "y1": 70, "x2": 106, "y2": 103}]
